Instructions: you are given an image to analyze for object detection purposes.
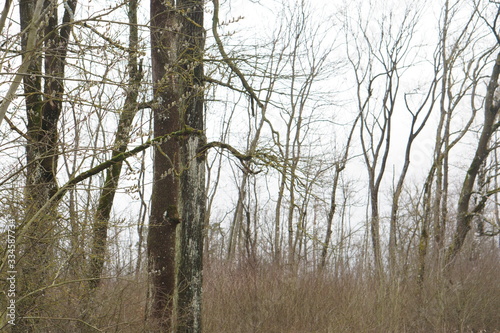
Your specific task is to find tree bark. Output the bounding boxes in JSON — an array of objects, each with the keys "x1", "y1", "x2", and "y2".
[
  {"x1": 149, "y1": 0, "x2": 206, "y2": 330},
  {"x1": 148, "y1": 0, "x2": 180, "y2": 328},
  {"x1": 15, "y1": 0, "x2": 76, "y2": 330},
  {"x1": 175, "y1": 1, "x2": 205, "y2": 331}
]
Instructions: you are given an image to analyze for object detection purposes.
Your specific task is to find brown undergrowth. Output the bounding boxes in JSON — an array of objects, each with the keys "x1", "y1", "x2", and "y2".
[
  {"x1": 19, "y1": 243, "x2": 500, "y2": 332},
  {"x1": 203, "y1": 250, "x2": 500, "y2": 333}
]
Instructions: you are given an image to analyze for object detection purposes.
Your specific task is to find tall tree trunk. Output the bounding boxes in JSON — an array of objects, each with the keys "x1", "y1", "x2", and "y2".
[
  {"x1": 149, "y1": 0, "x2": 205, "y2": 330},
  {"x1": 175, "y1": 1, "x2": 205, "y2": 331},
  {"x1": 16, "y1": 0, "x2": 75, "y2": 330},
  {"x1": 148, "y1": 0, "x2": 180, "y2": 328},
  {"x1": 17, "y1": 0, "x2": 46, "y2": 326}
]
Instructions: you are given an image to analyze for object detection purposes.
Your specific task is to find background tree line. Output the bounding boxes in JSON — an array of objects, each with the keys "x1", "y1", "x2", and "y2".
[{"x1": 1, "y1": 0, "x2": 500, "y2": 332}]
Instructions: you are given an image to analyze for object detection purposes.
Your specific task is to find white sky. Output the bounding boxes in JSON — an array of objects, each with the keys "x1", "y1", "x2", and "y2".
[{"x1": 1, "y1": 0, "x2": 499, "y2": 260}]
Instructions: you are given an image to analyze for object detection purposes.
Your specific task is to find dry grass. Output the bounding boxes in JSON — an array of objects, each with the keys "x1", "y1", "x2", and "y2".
[
  {"x1": 203, "y1": 252, "x2": 500, "y2": 333},
  {"x1": 19, "y1": 246, "x2": 500, "y2": 332}
]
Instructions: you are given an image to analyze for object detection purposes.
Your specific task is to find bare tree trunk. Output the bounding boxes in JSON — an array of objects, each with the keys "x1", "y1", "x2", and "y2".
[
  {"x1": 175, "y1": 1, "x2": 205, "y2": 331},
  {"x1": 417, "y1": 0, "x2": 480, "y2": 283},
  {"x1": 227, "y1": 173, "x2": 248, "y2": 260},
  {"x1": 320, "y1": 116, "x2": 359, "y2": 269},
  {"x1": 88, "y1": 0, "x2": 142, "y2": 290},
  {"x1": 274, "y1": 167, "x2": 286, "y2": 263},
  {"x1": 388, "y1": 79, "x2": 436, "y2": 277},
  {"x1": 148, "y1": 0, "x2": 180, "y2": 328},
  {"x1": 446, "y1": 51, "x2": 500, "y2": 264},
  {"x1": 148, "y1": 0, "x2": 205, "y2": 330},
  {"x1": 16, "y1": 0, "x2": 76, "y2": 330}
]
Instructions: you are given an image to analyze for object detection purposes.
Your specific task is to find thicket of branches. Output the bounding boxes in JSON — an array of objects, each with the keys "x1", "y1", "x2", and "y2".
[{"x1": 1, "y1": 0, "x2": 500, "y2": 332}]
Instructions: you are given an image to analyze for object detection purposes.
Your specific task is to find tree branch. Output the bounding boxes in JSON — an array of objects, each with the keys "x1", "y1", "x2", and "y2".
[
  {"x1": 0, "y1": 127, "x2": 202, "y2": 274},
  {"x1": 211, "y1": 0, "x2": 263, "y2": 111},
  {"x1": 199, "y1": 141, "x2": 252, "y2": 161}
]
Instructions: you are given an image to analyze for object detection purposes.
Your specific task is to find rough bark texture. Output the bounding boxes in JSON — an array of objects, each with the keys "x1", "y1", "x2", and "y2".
[
  {"x1": 148, "y1": 0, "x2": 180, "y2": 328},
  {"x1": 175, "y1": 1, "x2": 205, "y2": 331},
  {"x1": 149, "y1": 0, "x2": 205, "y2": 330}
]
